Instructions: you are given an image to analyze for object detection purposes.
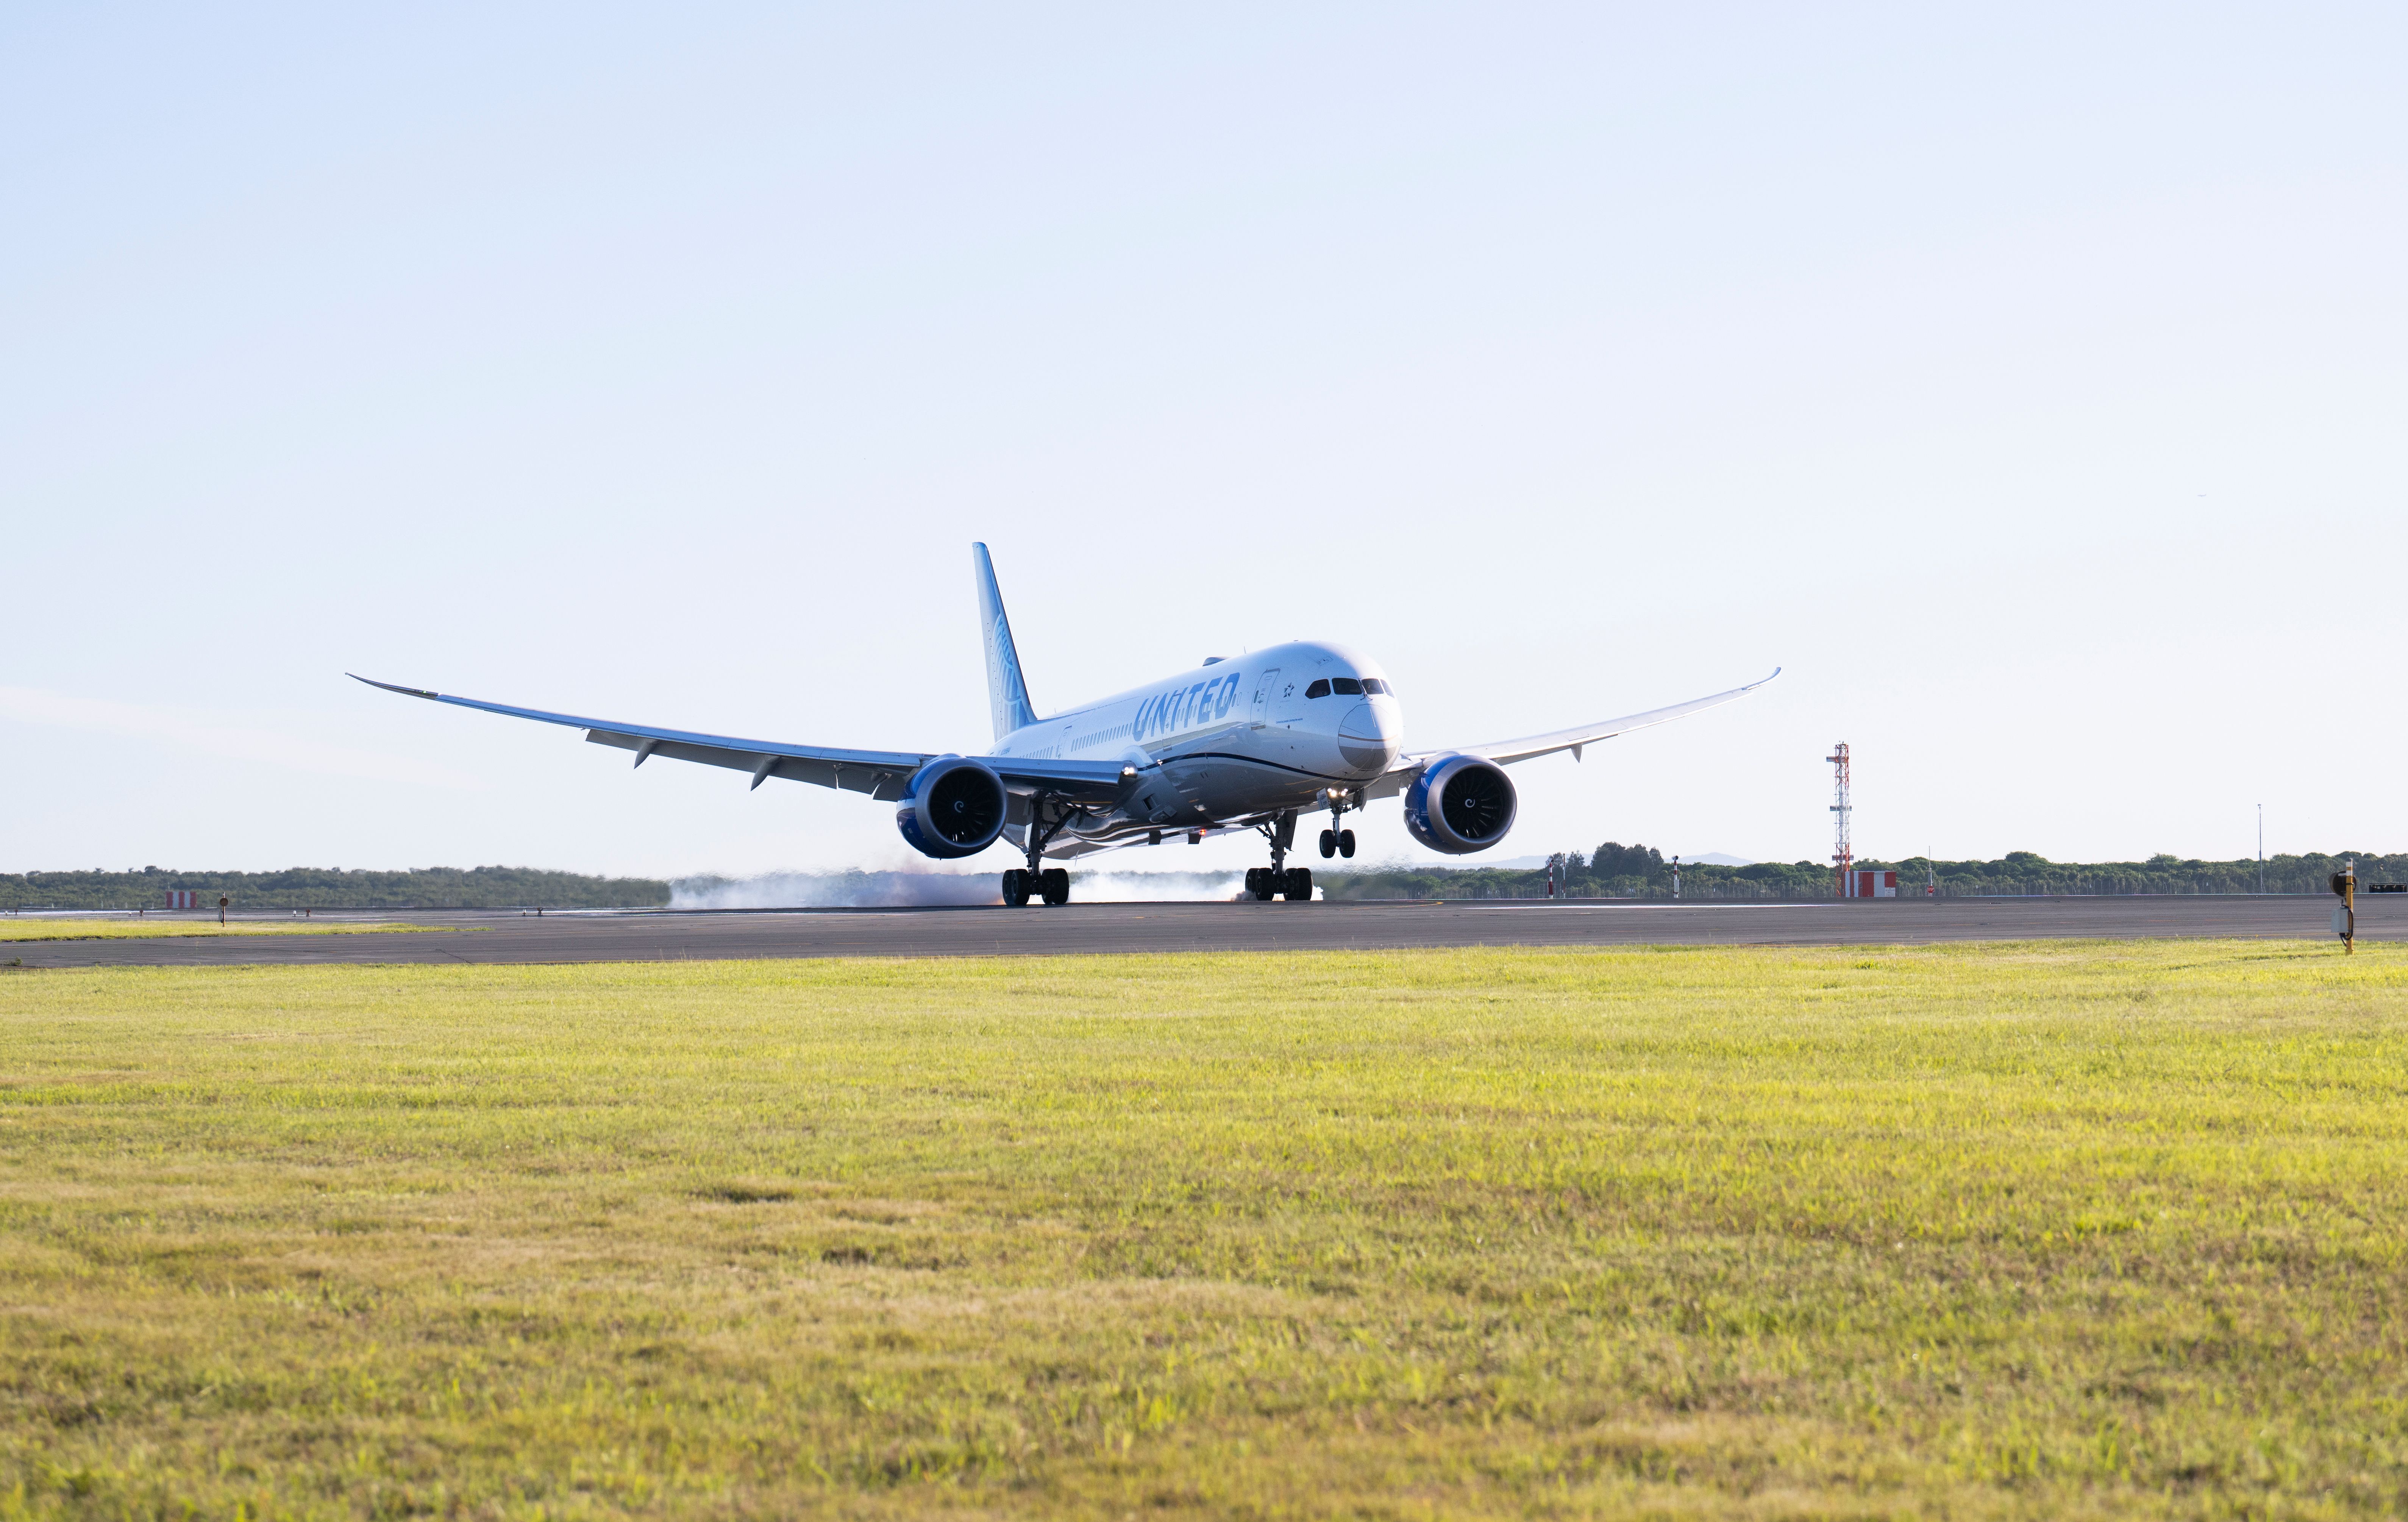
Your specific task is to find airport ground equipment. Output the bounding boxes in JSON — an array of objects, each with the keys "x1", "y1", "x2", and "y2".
[
  {"x1": 353, "y1": 545, "x2": 1774, "y2": 908},
  {"x1": 2333, "y1": 861, "x2": 2356, "y2": 952}
]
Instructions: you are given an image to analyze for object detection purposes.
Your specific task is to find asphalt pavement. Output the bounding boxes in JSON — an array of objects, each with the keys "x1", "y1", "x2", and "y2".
[{"x1": 7, "y1": 894, "x2": 2392, "y2": 968}]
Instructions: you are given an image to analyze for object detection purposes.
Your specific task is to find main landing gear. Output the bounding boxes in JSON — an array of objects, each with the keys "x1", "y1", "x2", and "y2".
[
  {"x1": 1318, "y1": 789, "x2": 1358, "y2": 859},
  {"x1": 1244, "y1": 810, "x2": 1314, "y2": 902},
  {"x1": 1002, "y1": 799, "x2": 1075, "y2": 906},
  {"x1": 1001, "y1": 866, "x2": 1069, "y2": 906}
]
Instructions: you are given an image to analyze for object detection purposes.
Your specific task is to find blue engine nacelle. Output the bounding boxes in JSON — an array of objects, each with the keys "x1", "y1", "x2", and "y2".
[
  {"x1": 1402, "y1": 753, "x2": 1518, "y2": 855},
  {"x1": 895, "y1": 756, "x2": 1010, "y2": 859}
]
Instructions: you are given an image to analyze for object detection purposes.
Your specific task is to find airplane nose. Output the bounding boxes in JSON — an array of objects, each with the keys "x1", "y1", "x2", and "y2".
[{"x1": 1335, "y1": 699, "x2": 1399, "y2": 775}]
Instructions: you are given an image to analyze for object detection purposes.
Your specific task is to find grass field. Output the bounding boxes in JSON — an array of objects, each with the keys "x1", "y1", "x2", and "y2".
[
  {"x1": 2, "y1": 941, "x2": 2403, "y2": 1519},
  {"x1": 0, "y1": 920, "x2": 443, "y2": 943}
]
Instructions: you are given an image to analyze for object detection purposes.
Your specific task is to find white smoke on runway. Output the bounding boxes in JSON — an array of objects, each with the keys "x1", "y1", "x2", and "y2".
[
  {"x1": 1066, "y1": 870, "x2": 1248, "y2": 902},
  {"x1": 670, "y1": 870, "x2": 997, "y2": 909},
  {"x1": 669, "y1": 868, "x2": 1257, "y2": 908}
]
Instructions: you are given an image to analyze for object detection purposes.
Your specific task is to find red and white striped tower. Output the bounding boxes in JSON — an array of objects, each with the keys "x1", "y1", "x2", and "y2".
[{"x1": 1826, "y1": 742, "x2": 1852, "y2": 898}]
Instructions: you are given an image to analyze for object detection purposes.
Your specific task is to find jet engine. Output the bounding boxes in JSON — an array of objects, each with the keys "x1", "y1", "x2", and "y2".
[
  {"x1": 1402, "y1": 754, "x2": 1518, "y2": 854},
  {"x1": 895, "y1": 756, "x2": 1009, "y2": 859}
]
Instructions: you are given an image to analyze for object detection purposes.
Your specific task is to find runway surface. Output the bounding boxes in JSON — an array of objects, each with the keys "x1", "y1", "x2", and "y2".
[{"x1": 8, "y1": 894, "x2": 2394, "y2": 968}]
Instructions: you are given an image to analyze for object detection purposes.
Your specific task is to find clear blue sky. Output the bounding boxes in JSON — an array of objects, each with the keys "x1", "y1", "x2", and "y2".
[{"x1": 6, "y1": 4, "x2": 2401, "y2": 878}]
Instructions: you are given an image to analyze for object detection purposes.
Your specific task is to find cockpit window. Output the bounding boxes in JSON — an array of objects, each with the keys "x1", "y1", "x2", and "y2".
[
  {"x1": 1331, "y1": 677, "x2": 1363, "y2": 696},
  {"x1": 1361, "y1": 677, "x2": 1390, "y2": 695},
  {"x1": 1304, "y1": 679, "x2": 1331, "y2": 699}
]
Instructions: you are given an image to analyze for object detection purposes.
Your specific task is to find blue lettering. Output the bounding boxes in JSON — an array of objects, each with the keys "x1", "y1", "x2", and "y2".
[{"x1": 1215, "y1": 674, "x2": 1240, "y2": 720}]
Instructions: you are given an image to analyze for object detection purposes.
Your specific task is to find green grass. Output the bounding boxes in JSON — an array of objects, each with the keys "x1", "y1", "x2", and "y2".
[
  {"x1": 0, "y1": 919, "x2": 445, "y2": 943},
  {"x1": 2, "y1": 941, "x2": 2404, "y2": 1519}
]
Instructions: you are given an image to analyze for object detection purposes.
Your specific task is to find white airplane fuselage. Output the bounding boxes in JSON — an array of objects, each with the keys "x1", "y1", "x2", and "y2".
[
  {"x1": 352, "y1": 542, "x2": 1773, "y2": 903},
  {"x1": 988, "y1": 640, "x2": 1399, "y2": 851}
]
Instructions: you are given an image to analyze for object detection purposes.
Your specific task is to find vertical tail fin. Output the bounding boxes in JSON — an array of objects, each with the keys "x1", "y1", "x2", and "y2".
[{"x1": 971, "y1": 543, "x2": 1040, "y2": 742}]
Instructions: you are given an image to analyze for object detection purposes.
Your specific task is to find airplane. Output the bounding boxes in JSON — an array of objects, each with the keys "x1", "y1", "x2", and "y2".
[{"x1": 354, "y1": 544, "x2": 1777, "y2": 906}]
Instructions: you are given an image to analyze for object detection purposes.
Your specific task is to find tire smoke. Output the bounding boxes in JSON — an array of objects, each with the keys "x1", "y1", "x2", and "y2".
[
  {"x1": 670, "y1": 870, "x2": 998, "y2": 909},
  {"x1": 668, "y1": 868, "x2": 1254, "y2": 908}
]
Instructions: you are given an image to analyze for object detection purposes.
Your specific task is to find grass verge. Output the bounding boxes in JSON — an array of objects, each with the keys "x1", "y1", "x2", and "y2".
[
  {"x1": 0, "y1": 920, "x2": 447, "y2": 942},
  {"x1": 2, "y1": 941, "x2": 2403, "y2": 1518}
]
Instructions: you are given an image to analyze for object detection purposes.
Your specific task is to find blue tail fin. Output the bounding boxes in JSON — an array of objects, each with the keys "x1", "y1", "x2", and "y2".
[{"x1": 971, "y1": 543, "x2": 1039, "y2": 742}]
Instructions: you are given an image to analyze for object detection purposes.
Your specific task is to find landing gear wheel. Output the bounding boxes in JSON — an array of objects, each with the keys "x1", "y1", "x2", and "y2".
[
  {"x1": 1001, "y1": 869, "x2": 1029, "y2": 907},
  {"x1": 1318, "y1": 829, "x2": 1337, "y2": 859},
  {"x1": 1252, "y1": 809, "x2": 1301, "y2": 904},
  {"x1": 1283, "y1": 867, "x2": 1313, "y2": 902},
  {"x1": 1338, "y1": 829, "x2": 1356, "y2": 859},
  {"x1": 1041, "y1": 867, "x2": 1071, "y2": 905}
]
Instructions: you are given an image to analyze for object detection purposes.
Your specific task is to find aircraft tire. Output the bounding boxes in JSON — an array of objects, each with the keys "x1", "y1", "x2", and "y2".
[
  {"x1": 1283, "y1": 868, "x2": 1313, "y2": 902},
  {"x1": 1042, "y1": 867, "x2": 1071, "y2": 905},
  {"x1": 1318, "y1": 829, "x2": 1337, "y2": 858},
  {"x1": 1339, "y1": 830, "x2": 1356, "y2": 859},
  {"x1": 1001, "y1": 869, "x2": 1029, "y2": 907}
]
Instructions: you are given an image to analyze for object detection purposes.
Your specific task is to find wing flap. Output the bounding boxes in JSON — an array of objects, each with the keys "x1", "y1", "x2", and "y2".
[
  {"x1": 1371, "y1": 668, "x2": 1781, "y2": 790},
  {"x1": 985, "y1": 756, "x2": 1135, "y2": 802},
  {"x1": 579, "y1": 729, "x2": 921, "y2": 800},
  {"x1": 356, "y1": 674, "x2": 1128, "y2": 803},
  {"x1": 1467, "y1": 668, "x2": 1781, "y2": 765}
]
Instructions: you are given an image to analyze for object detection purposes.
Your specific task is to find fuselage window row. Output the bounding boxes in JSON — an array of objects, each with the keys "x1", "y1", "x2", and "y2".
[{"x1": 1038, "y1": 676, "x2": 1393, "y2": 758}]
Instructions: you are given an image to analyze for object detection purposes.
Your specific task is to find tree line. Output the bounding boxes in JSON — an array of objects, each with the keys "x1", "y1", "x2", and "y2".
[
  {"x1": 10, "y1": 849, "x2": 2394, "y2": 910},
  {"x1": 1319, "y1": 846, "x2": 2405, "y2": 901},
  {"x1": 0, "y1": 865, "x2": 672, "y2": 911}
]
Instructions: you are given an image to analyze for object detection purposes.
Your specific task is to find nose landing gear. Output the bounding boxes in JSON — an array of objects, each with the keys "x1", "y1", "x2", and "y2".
[{"x1": 1316, "y1": 790, "x2": 1357, "y2": 859}]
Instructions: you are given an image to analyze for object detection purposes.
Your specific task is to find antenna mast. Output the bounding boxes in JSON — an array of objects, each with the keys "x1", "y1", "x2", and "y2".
[{"x1": 1827, "y1": 742, "x2": 1852, "y2": 896}]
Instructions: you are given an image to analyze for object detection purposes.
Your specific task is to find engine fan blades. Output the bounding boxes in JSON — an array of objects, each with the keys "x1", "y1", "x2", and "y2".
[{"x1": 1441, "y1": 770, "x2": 1511, "y2": 840}]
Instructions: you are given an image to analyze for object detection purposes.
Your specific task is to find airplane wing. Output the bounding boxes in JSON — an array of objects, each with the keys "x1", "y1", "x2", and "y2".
[
  {"x1": 349, "y1": 676, "x2": 1130, "y2": 802},
  {"x1": 1363, "y1": 668, "x2": 1781, "y2": 800}
]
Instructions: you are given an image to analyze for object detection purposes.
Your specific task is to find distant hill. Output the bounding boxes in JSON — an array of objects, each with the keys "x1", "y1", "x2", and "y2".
[{"x1": 1, "y1": 866, "x2": 670, "y2": 911}]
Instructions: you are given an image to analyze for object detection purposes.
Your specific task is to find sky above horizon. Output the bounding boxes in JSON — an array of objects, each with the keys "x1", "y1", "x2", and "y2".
[{"x1": 7, "y1": 3, "x2": 2403, "y2": 880}]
